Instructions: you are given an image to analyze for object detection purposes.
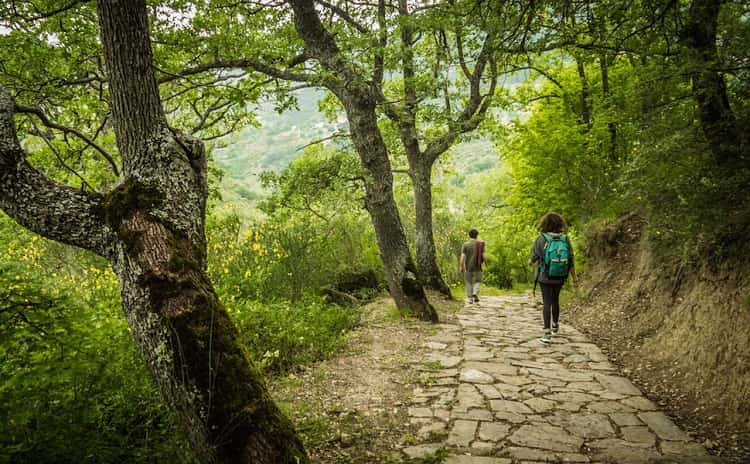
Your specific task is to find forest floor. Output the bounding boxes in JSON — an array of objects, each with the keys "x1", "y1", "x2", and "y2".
[
  {"x1": 270, "y1": 292, "x2": 735, "y2": 463},
  {"x1": 269, "y1": 291, "x2": 461, "y2": 463}
]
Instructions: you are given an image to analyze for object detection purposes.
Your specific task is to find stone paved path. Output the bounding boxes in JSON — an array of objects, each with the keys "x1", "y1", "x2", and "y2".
[{"x1": 401, "y1": 295, "x2": 721, "y2": 464}]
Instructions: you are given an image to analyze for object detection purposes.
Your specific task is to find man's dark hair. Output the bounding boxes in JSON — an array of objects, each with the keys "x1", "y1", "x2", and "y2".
[
  {"x1": 537, "y1": 212, "x2": 566, "y2": 233},
  {"x1": 469, "y1": 228, "x2": 479, "y2": 238}
]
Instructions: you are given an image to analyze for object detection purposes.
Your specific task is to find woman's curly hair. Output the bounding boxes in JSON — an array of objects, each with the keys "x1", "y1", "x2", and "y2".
[{"x1": 537, "y1": 212, "x2": 566, "y2": 233}]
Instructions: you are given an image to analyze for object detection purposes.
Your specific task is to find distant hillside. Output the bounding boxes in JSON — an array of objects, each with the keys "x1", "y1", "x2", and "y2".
[{"x1": 209, "y1": 88, "x2": 501, "y2": 217}]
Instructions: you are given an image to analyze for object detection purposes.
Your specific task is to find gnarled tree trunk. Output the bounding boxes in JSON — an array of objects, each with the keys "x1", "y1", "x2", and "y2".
[
  {"x1": 287, "y1": 0, "x2": 438, "y2": 322},
  {"x1": 0, "y1": 1, "x2": 308, "y2": 462},
  {"x1": 342, "y1": 93, "x2": 438, "y2": 321}
]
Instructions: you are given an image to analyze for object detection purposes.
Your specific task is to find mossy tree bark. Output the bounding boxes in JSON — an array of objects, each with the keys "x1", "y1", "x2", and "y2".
[
  {"x1": 286, "y1": 0, "x2": 439, "y2": 321},
  {"x1": 0, "y1": 1, "x2": 307, "y2": 463}
]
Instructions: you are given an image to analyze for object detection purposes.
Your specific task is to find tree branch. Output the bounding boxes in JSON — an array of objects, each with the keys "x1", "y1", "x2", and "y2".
[
  {"x1": 314, "y1": 0, "x2": 369, "y2": 33},
  {"x1": 3, "y1": 0, "x2": 91, "y2": 23},
  {"x1": 372, "y1": 0, "x2": 386, "y2": 89},
  {"x1": 295, "y1": 131, "x2": 351, "y2": 151},
  {"x1": 286, "y1": 0, "x2": 360, "y2": 93},
  {"x1": 424, "y1": 35, "x2": 498, "y2": 164},
  {"x1": 14, "y1": 104, "x2": 120, "y2": 176},
  {"x1": 157, "y1": 58, "x2": 316, "y2": 84},
  {"x1": 0, "y1": 87, "x2": 114, "y2": 258},
  {"x1": 28, "y1": 117, "x2": 96, "y2": 192}
]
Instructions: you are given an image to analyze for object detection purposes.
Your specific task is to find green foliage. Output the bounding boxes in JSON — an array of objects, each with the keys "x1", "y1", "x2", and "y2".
[
  {"x1": 230, "y1": 298, "x2": 359, "y2": 373},
  {"x1": 0, "y1": 216, "x2": 195, "y2": 464}
]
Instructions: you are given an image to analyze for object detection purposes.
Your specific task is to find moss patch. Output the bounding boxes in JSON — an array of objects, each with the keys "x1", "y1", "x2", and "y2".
[{"x1": 102, "y1": 179, "x2": 163, "y2": 227}]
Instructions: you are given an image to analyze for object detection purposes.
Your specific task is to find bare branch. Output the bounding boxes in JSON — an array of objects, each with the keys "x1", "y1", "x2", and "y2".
[
  {"x1": 455, "y1": 30, "x2": 473, "y2": 80},
  {"x1": 3, "y1": 0, "x2": 91, "y2": 23},
  {"x1": 315, "y1": 0, "x2": 369, "y2": 33},
  {"x1": 14, "y1": 104, "x2": 120, "y2": 176},
  {"x1": 28, "y1": 117, "x2": 96, "y2": 192},
  {"x1": 157, "y1": 58, "x2": 315, "y2": 84},
  {"x1": 515, "y1": 63, "x2": 565, "y2": 90},
  {"x1": 295, "y1": 131, "x2": 351, "y2": 151}
]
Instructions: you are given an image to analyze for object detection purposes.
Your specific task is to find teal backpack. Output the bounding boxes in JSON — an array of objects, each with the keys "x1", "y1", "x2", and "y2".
[{"x1": 541, "y1": 233, "x2": 570, "y2": 278}]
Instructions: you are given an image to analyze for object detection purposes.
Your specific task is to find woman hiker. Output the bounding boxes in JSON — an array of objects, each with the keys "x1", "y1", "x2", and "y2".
[{"x1": 529, "y1": 212, "x2": 578, "y2": 343}]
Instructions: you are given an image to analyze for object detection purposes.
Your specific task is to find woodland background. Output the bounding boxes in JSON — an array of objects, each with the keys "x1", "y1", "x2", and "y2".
[{"x1": 1, "y1": 0, "x2": 748, "y2": 462}]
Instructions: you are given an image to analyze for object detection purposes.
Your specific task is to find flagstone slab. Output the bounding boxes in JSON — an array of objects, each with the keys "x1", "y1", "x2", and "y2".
[
  {"x1": 465, "y1": 350, "x2": 495, "y2": 361},
  {"x1": 527, "y1": 367, "x2": 594, "y2": 383},
  {"x1": 544, "y1": 392, "x2": 598, "y2": 403},
  {"x1": 457, "y1": 384, "x2": 486, "y2": 409},
  {"x1": 451, "y1": 408, "x2": 494, "y2": 421},
  {"x1": 402, "y1": 443, "x2": 443, "y2": 459},
  {"x1": 431, "y1": 355, "x2": 464, "y2": 368},
  {"x1": 638, "y1": 411, "x2": 692, "y2": 441},
  {"x1": 507, "y1": 424, "x2": 584, "y2": 452},
  {"x1": 417, "y1": 421, "x2": 447, "y2": 439},
  {"x1": 620, "y1": 426, "x2": 656, "y2": 445},
  {"x1": 608, "y1": 412, "x2": 643, "y2": 427},
  {"x1": 478, "y1": 421, "x2": 511, "y2": 442},
  {"x1": 494, "y1": 411, "x2": 527, "y2": 423},
  {"x1": 408, "y1": 407, "x2": 433, "y2": 418},
  {"x1": 460, "y1": 368, "x2": 495, "y2": 384},
  {"x1": 447, "y1": 419, "x2": 478, "y2": 447},
  {"x1": 425, "y1": 341, "x2": 449, "y2": 350},
  {"x1": 464, "y1": 361, "x2": 518, "y2": 377},
  {"x1": 660, "y1": 440, "x2": 713, "y2": 458},
  {"x1": 566, "y1": 381, "x2": 604, "y2": 392},
  {"x1": 586, "y1": 401, "x2": 635, "y2": 414},
  {"x1": 564, "y1": 354, "x2": 589, "y2": 363},
  {"x1": 524, "y1": 397, "x2": 556, "y2": 413},
  {"x1": 621, "y1": 396, "x2": 657, "y2": 411},
  {"x1": 476, "y1": 384, "x2": 503, "y2": 399},
  {"x1": 548, "y1": 413, "x2": 615, "y2": 439},
  {"x1": 594, "y1": 374, "x2": 642, "y2": 396},
  {"x1": 444, "y1": 456, "x2": 512, "y2": 464},
  {"x1": 589, "y1": 440, "x2": 663, "y2": 464},
  {"x1": 490, "y1": 399, "x2": 534, "y2": 414},
  {"x1": 494, "y1": 374, "x2": 534, "y2": 386}
]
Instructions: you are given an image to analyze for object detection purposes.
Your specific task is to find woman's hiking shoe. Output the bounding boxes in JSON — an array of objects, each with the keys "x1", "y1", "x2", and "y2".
[
  {"x1": 551, "y1": 324, "x2": 559, "y2": 334},
  {"x1": 539, "y1": 333, "x2": 552, "y2": 344},
  {"x1": 472, "y1": 294, "x2": 480, "y2": 303}
]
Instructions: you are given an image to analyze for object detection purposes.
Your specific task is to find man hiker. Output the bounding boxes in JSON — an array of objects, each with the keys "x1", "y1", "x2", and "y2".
[{"x1": 459, "y1": 228, "x2": 486, "y2": 304}]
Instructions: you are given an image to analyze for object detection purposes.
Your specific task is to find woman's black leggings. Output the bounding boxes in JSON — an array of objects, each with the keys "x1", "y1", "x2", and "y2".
[{"x1": 540, "y1": 283, "x2": 563, "y2": 330}]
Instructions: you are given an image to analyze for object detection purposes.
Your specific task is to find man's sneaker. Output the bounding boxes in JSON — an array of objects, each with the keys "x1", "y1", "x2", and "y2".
[
  {"x1": 539, "y1": 333, "x2": 552, "y2": 344},
  {"x1": 472, "y1": 294, "x2": 480, "y2": 303},
  {"x1": 551, "y1": 323, "x2": 559, "y2": 334}
]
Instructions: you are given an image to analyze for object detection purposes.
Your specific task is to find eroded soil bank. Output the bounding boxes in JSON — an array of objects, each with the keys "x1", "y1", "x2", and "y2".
[{"x1": 567, "y1": 214, "x2": 750, "y2": 463}]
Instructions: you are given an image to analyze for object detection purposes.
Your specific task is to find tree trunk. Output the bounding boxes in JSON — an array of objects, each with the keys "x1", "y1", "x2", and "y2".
[
  {"x1": 286, "y1": 0, "x2": 438, "y2": 322},
  {"x1": 342, "y1": 94, "x2": 438, "y2": 322},
  {"x1": 576, "y1": 58, "x2": 592, "y2": 130},
  {"x1": 599, "y1": 53, "x2": 618, "y2": 161},
  {"x1": 411, "y1": 161, "x2": 452, "y2": 297},
  {"x1": 106, "y1": 170, "x2": 307, "y2": 464},
  {"x1": 682, "y1": 0, "x2": 745, "y2": 165},
  {"x1": 1, "y1": 1, "x2": 309, "y2": 462},
  {"x1": 397, "y1": 0, "x2": 451, "y2": 298}
]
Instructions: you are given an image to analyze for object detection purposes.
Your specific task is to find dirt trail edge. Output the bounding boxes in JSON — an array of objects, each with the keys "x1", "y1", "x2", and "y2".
[{"x1": 400, "y1": 294, "x2": 721, "y2": 464}]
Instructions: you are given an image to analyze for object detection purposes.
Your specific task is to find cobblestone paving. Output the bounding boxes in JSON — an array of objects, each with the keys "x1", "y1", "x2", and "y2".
[{"x1": 401, "y1": 295, "x2": 721, "y2": 464}]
